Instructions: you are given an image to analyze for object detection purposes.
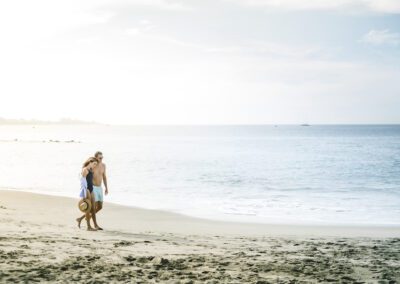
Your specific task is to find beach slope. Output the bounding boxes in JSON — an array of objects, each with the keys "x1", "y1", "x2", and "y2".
[{"x1": 0, "y1": 190, "x2": 399, "y2": 283}]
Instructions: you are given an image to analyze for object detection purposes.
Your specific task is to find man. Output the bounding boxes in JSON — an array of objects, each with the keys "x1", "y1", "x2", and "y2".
[
  {"x1": 76, "y1": 151, "x2": 109, "y2": 230},
  {"x1": 92, "y1": 151, "x2": 109, "y2": 216}
]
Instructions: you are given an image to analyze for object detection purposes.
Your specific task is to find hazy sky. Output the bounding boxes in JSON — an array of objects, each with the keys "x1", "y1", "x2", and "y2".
[{"x1": 1, "y1": 0, "x2": 399, "y2": 124}]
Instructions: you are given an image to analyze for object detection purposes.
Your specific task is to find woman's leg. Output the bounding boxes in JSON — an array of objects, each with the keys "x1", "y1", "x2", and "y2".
[
  {"x1": 86, "y1": 191, "x2": 96, "y2": 231},
  {"x1": 76, "y1": 191, "x2": 92, "y2": 228},
  {"x1": 76, "y1": 212, "x2": 86, "y2": 228}
]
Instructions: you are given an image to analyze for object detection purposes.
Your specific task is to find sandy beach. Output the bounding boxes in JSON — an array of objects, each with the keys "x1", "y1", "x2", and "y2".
[{"x1": 0, "y1": 190, "x2": 399, "y2": 283}]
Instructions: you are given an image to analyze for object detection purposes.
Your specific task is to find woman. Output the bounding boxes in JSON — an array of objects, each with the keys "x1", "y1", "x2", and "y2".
[{"x1": 76, "y1": 157, "x2": 102, "y2": 231}]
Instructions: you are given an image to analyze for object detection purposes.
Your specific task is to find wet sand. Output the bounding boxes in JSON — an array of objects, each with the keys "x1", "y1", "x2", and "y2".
[{"x1": 0, "y1": 190, "x2": 399, "y2": 283}]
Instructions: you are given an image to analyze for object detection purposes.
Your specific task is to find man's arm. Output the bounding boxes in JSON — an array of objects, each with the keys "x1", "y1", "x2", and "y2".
[{"x1": 103, "y1": 164, "x2": 109, "y2": 195}]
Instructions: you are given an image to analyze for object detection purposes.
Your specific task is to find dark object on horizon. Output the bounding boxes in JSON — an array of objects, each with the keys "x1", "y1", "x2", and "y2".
[{"x1": 300, "y1": 124, "x2": 310, "y2": 127}]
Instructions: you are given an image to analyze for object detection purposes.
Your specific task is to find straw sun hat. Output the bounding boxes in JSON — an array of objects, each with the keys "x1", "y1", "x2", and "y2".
[{"x1": 78, "y1": 198, "x2": 92, "y2": 213}]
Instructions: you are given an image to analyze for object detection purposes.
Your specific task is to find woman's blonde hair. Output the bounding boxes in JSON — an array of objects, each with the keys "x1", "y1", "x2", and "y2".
[{"x1": 82, "y1": 157, "x2": 98, "y2": 168}]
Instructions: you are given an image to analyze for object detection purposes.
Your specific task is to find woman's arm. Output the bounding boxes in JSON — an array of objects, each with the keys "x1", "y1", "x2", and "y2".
[{"x1": 81, "y1": 167, "x2": 89, "y2": 177}]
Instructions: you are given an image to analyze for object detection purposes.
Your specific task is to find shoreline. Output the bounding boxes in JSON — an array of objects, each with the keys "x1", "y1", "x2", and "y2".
[
  {"x1": 1, "y1": 187, "x2": 399, "y2": 229},
  {"x1": 1, "y1": 189, "x2": 399, "y2": 238},
  {"x1": 3, "y1": 187, "x2": 400, "y2": 228}
]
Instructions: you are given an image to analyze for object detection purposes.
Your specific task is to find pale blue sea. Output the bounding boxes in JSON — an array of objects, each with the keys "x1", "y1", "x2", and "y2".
[{"x1": 1, "y1": 125, "x2": 399, "y2": 225}]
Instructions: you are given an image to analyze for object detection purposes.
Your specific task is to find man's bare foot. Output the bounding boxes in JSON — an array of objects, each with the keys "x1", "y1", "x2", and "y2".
[
  {"x1": 87, "y1": 227, "x2": 98, "y2": 231},
  {"x1": 95, "y1": 226, "x2": 103, "y2": 230},
  {"x1": 76, "y1": 218, "x2": 82, "y2": 228}
]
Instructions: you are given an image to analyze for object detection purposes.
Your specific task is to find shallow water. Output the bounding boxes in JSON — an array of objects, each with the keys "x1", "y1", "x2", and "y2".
[{"x1": 1, "y1": 124, "x2": 399, "y2": 225}]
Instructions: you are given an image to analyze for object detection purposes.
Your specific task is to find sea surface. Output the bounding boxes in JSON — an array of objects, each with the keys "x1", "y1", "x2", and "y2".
[{"x1": 1, "y1": 124, "x2": 399, "y2": 225}]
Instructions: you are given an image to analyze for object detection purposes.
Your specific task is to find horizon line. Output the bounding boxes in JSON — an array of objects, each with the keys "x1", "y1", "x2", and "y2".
[{"x1": 1, "y1": 117, "x2": 400, "y2": 126}]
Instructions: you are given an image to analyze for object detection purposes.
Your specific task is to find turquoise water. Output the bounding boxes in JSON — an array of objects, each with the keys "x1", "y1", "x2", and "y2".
[{"x1": 0, "y1": 125, "x2": 399, "y2": 225}]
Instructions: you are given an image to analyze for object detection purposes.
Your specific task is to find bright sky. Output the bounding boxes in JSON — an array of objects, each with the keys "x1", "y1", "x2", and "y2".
[{"x1": 0, "y1": 0, "x2": 399, "y2": 124}]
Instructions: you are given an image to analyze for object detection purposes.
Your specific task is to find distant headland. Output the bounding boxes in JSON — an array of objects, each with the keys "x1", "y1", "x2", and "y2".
[{"x1": 0, "y1": 117, "x2": 100, "y2": 125}]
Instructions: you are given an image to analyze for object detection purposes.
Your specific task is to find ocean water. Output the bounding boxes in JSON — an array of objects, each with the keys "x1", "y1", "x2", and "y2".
[{"x1": 0, "y1": 124, "x2": 399, "y2": 226}]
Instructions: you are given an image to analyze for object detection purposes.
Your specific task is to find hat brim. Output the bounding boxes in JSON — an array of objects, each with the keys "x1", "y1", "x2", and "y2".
[{"x1": 78, "y1": 199, "x2": 92, "y2": 213}]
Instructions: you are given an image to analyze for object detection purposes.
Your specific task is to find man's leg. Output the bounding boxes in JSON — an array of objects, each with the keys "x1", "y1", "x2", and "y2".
[
  {"x1": 90, "y1": 193, "x2": 101, "y2": 230},
  {"x1": 95, "y1": 201, "x2": 103, "y2": 213},
  {"x1": 92, "y1": 187, "x2": 103, "y2": 230}
]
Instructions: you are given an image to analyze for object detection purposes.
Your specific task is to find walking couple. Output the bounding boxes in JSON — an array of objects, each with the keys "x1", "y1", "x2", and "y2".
[{"x1": 77, "y1": 151, "x2": 109, "y2": 231}]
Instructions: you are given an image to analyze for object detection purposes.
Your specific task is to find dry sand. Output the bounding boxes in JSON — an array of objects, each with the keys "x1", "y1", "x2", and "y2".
[{"x1": 0, "y1": 190, "x2": 399, "y2": 283}]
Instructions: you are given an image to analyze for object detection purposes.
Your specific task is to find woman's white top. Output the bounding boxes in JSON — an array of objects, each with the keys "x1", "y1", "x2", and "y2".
[{"x1": 79, "y1": 175, "x2": 87, "y2": 198}]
